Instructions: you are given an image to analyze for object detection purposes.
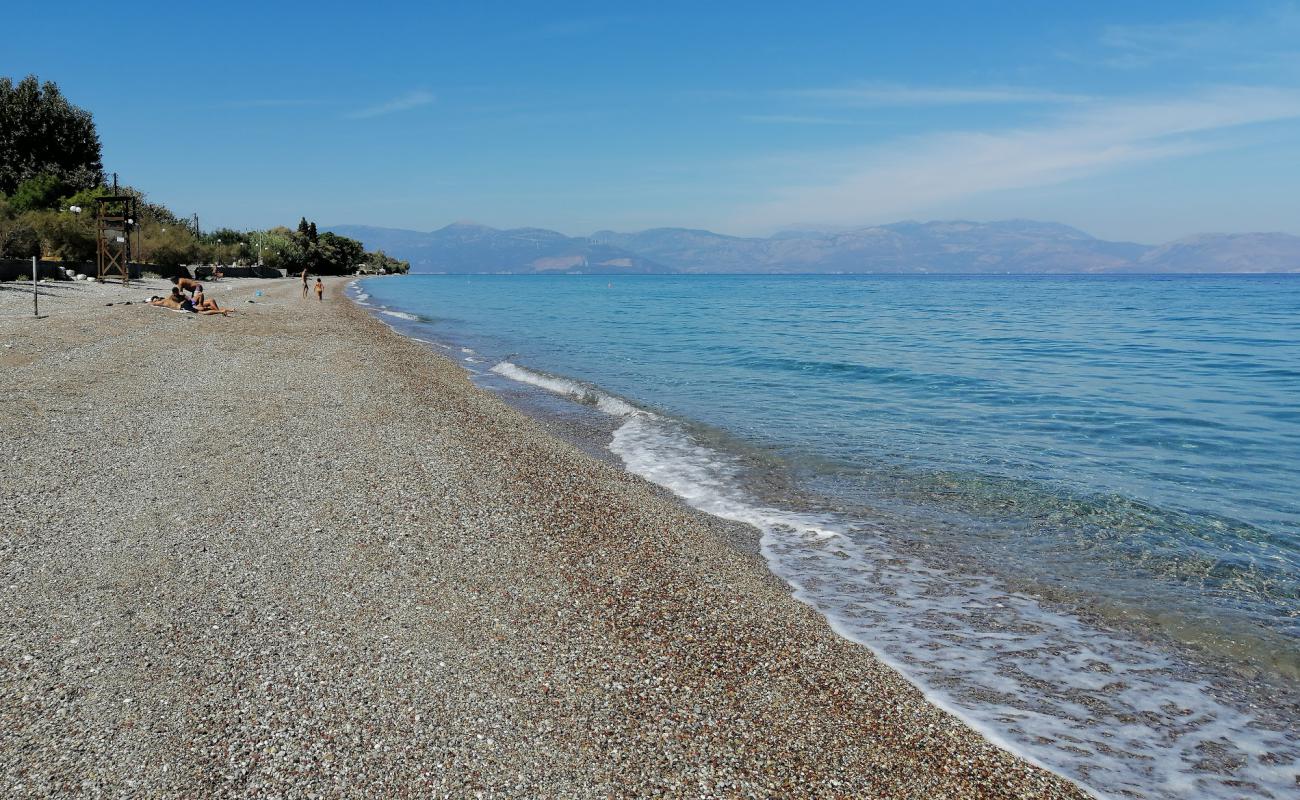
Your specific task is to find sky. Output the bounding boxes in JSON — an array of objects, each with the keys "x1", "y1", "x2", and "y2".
[{"x1": 4, "y1": 0, "x2": 1300, "y2": 243}]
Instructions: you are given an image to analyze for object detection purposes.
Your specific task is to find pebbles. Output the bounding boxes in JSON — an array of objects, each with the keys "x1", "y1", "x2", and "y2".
[{"x1": 0, "y1": 278, "x2": 1088, "y2": 798}]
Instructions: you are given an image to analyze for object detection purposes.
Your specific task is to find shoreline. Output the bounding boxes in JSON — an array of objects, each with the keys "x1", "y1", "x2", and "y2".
[
  {"x1": 2, "y1": 276, "x2": 1088, "y2": 796},
  {"x1": 347, "y1": 274, "x2": 1300, "y2": 799}
]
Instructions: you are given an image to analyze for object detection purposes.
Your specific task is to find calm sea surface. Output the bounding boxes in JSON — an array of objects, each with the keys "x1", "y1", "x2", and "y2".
[{"x1": 356, "y1": 274, "x2": 1299, "y2": 799}]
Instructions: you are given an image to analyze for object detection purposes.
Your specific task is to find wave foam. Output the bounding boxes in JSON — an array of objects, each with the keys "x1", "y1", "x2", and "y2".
[
  {"x1": 381, "y1": 310, "x2": 419, "y2": 321},
  {"x1": 490, "y1": 361, "x2": 639, "y2": 416},
  {"x1": 606, "y1": 412, "x2": 1296, "y2": 800}
]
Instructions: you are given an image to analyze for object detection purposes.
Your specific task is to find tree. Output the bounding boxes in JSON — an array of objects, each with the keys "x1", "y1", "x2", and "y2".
[
  {"x1": 366, "y1": 248, "x2": 410, "y2": 274},
  {"x1": 0, "y1": 76, "x2": 103, "y2": 195},
  {"x1": 9, "y1": 173, "x2": 71, "y2": 213},
  {"x1": 315, "y1": 231, "x2": 365, "y2": 274},
  {"x1": 263, "y1": 229, "x2": 310, "y2": 272}
]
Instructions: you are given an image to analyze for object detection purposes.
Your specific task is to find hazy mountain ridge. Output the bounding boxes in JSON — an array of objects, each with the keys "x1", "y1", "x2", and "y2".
[
  {"x1": 327, "y1": 221, "x2": 1300, "y2": 274},
  {"x1": 326, "y1": 223, "x2": 670, "y2": 274}
]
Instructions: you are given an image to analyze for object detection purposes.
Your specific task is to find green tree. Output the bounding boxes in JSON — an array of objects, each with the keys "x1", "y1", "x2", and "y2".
[
  {"x1": 61, "y1": 185, "x2": 111, "y2": 216},
  {"x1": 315, "y1": 231, "x2": 365, "y2": 274},
  {"x1": 0, "y1": 76, "x2": 103, "y2": 195},
  {"x1": 366, "y1": 248, "x2": 410, "y2": 274},
  {"x1": 263, "y1": 227, "x2": 310, "y2": 272},
  {"x1": 9, "y1": 173, "x2": 71, "y2": 213}
]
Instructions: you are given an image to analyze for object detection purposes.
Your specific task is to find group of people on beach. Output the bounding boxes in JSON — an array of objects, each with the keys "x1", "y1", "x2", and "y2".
[
  {"x1": 302, "y1": 268, "x2": 323, "y2": 301},
  {"x1": 144, "y1": 270, "x2": 321, "y2": 314},
  {"x1": 147, "y1": 276, "x2": 235, "y2": 316}
]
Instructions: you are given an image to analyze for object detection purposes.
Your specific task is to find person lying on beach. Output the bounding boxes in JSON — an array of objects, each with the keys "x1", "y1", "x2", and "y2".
[
  {"x1": 193, "y1": 290, "x2": 235, "y2": 315},
  {"x1": 147, "y1": 291, "x2": 190, "y2": 311}
]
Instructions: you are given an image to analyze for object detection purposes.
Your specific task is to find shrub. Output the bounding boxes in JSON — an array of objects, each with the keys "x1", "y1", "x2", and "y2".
[
  {"x1": 145, "y1": 225, "x2": 199, "y2": 267},
  {"x1": 26, "y1": 209, "x2": 96, "y2": 261},
  {"x1": 9, "y1": 173, "x2": 70, "y2": 213},
  {"x1": 0, "y1": 222, "x2": 40, "y2": 258}
]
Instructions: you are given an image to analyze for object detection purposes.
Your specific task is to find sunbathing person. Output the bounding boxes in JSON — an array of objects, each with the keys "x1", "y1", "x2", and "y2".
[
  {"x1": 193, "y1": 290, "x2": 234, "y2": 315},
  {"x1": 146, "y1": 288, "x2": 195, "y2": 310},
  {"x1": 147, "y1": 292, "x2": 234, "y2": 315}
]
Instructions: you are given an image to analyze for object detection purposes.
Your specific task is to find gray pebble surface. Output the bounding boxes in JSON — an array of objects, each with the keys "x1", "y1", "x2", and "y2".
[{"x1": 0, "y1": 278, "x2": 1089, "y2": 798}]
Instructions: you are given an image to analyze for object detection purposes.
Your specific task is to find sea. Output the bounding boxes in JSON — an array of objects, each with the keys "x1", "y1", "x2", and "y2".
[{"x1": 351, "y1": 273, "x2": 1299, "y2": 799}]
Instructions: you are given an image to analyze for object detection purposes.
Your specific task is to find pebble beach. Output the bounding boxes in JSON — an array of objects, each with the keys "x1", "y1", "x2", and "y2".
[{"x1": 0, "y1": 276, "x2": 1090, "y2": 798}]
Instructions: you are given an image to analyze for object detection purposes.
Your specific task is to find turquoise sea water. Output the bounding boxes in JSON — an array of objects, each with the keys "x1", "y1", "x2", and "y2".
[{"x1": 355, "y1": 274, "x2": 1299, "y2": 799}]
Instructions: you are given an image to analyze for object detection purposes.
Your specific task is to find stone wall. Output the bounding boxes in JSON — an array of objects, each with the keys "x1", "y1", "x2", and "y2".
[{"x1": 1, "y1": 261, "x2": 288, "y2": 282}]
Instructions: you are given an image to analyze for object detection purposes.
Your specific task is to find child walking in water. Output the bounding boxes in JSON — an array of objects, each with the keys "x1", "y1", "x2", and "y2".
[{"x1": 314, "y1": 278, "x2": 323, "y2": 302}]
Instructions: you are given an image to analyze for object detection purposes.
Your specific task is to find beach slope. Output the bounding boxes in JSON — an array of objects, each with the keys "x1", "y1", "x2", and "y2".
[{"x1": 0, "y1": 278, "x2": 1087, "y2": 798}]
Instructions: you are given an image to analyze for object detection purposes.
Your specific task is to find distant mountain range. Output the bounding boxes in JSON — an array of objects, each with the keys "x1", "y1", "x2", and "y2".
[
  {"x1": 326, "y1": 220, "x2": 1300, "y2": 274},
  {"x1": 327, "y1": 222, "x2": 672, "y2": 275}
]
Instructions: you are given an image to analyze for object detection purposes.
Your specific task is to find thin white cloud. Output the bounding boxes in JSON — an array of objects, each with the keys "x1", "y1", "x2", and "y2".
[
  {"x1": 1096, "y1": 4, "x2": 1300, "y2": 69},
  {"x1": 348, "y1": 90, "x2": 435, "y2": 119},
  {"x1": 782, "y1": 84, "x2": 1088, "y2": 106},
  {"x1": 731, "y1": 86, "x2": 1300, "y2": 231}
]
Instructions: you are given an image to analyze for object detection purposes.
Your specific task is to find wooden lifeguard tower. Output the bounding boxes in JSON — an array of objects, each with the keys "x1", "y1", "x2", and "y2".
[{"x1": 95, "y1": 195, "x2": 135, "y2": 284}]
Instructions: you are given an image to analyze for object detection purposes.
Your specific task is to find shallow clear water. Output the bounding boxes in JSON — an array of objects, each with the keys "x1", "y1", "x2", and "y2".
[{"x1": 355, "y1": 274, "x2": 1300, "y2": 798}]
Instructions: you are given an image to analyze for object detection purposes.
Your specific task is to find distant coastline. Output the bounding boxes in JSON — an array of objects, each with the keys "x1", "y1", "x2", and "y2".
[{"x1": 327, "y1": 219, "x2": 1300, "y2": 275}]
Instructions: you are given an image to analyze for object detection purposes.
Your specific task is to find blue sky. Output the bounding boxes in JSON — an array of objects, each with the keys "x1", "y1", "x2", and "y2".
[{"x1": 5, "y1": 1, "x2": 1300, "y2": 242}]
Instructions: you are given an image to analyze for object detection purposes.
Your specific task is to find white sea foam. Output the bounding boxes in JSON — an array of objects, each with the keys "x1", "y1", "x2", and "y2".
[
  {"x1": 482, "y1": 356, "x2": 1299, "y2": 798},
  {"x1": 344, "y1": 280, "x2": 372, "y2": 304},
  {"x1": 603, "y1": 412, "x2": 1298, "y2": 800},
  {"x1": 381, "y1": 310, "x2": 419, "y2": 321},
  {"x1": 490, "y1": 361, "x2": 639, "y2": 416}
]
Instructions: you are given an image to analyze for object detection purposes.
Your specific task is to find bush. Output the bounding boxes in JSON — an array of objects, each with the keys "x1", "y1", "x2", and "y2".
[
  {"x1": 0, "y1": 222, "x2": 40, "y2": 258},
  {"x1": 145, "y1": 224, "x2": 199, "y2": 267},
  {"x1": 9, "y1": 173, "x2": 69, "y2": 213},
  {"x1": 26, "y1": 209, "x2": 96, "y2": 261}
]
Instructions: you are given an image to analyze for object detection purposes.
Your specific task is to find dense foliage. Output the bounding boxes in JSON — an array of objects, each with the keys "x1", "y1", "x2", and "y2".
[
  {"x1": 0, "y1": 76, "x2": 103, "y2": 196},
  {"x1": 0, "y1": 74, "x2": 409, "y2": 275}
]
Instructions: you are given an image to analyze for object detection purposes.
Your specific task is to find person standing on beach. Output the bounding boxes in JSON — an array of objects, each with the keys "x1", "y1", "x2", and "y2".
[
  {"x1": 301, "y1": 268, "x2": 309, "y2": 298},
  {"x1": 315, "y1": 278, "x2": 323, "y2": 302}
]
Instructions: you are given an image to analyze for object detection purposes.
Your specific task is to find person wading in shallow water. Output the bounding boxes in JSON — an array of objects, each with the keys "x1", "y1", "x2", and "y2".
[
  {"x1": 315, "y1": 278, "x2": 323, "y2": 302},
  {"x1": 301, "y1": 268, "x2": 309, "y2": 298}
]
